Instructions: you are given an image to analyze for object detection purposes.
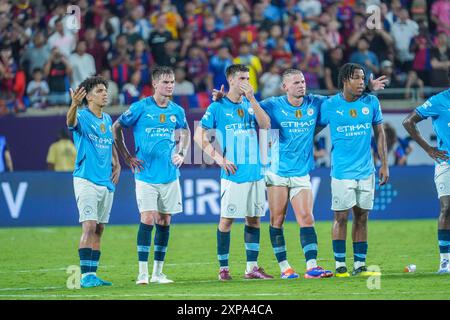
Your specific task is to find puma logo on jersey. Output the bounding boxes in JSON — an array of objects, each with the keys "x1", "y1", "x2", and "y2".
[
  {"x1": 281, "y1": 109, "x2": 288, "y2": 116},
  {"x1": 225, "y1": 113, "x2": 234, "y2": 117},
  {"x1": 336, "y1": 110, "x2": 344, "y2": 116}
]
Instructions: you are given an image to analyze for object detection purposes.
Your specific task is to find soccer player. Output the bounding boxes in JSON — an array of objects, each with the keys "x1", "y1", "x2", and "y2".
[
  {"x1": 318, "y1": 63, "x2": 389, "y2": 277},
  {"x1": 113, "y1": 66, "x2": 190, "y2": 285},
  {"x1": 212, "y1": 69, "x2": 387, "y2": 279},
  {"x1": 66, "y1": 76, "x2": 121, "y2": 288},
  {"x1": 194, "y1": 64, "x2": 273, "y2": 281},
  {"x1": 402, "y1": 78, "x2": 450, "y2": 274}
]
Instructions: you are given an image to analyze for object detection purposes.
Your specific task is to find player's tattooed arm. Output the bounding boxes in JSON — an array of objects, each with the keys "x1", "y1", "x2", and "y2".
[
  {"x1": 403, "y1": 112, "x2": 449, "y2": 162},
  {"x1": 240, "y1": 82, "x2": 270, "y2": 129},
  {"x1": 374, "y1": 123, "x2": 389, "y2": 186},
  {"x1": 173, "y1": 127, "x2": 191, "y2": 167},
  {"x1": 66, "y1": 86, "x2": 86, "y2": 128},
  {"x1": 212, "y1": 84, "x2": 226, "y2": 101},
  {"x1": 112, "y1": 120, "x2": 144, "y2": 173},
  {"x1": 111, "y1": 145, "x2": 121, "y2": 184},
  {"x1": 194, "y1": 126, "x2": 237, "y2": 175}
]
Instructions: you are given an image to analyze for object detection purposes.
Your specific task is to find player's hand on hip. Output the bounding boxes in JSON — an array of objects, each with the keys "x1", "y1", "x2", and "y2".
[
  {"x1": 218, "y1": 157, "x2": 237, "y2": 175},
  {"x1": 111, "y1": 163, "x2": 121, "y2": 185},
  {"x1": 378, "y1": 165, "x2": 389, "y2": 186},
  {"x1": 69, "y1": 86, "x2": 86, "y2": 106},
  {"x1": 172, "y1": 153, "x2": 185, "y2": 168},
  {"x1": 126, "y1": 156, "x2": 144, "y2": 173},
  {"x1": 212, "y1": 85, "x2": 225, "y2": 101},
  {"x1": 369, "y1": 74, "x2": 388, "y2": 91},
  {"x1": 427, "y1": 147, "x2": 449, "y2": 163}
]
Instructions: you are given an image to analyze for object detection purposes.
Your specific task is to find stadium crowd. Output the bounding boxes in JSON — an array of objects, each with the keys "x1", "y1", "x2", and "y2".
[{"x1": 0, "y1": 0, "x2": 449, "y2": 115}]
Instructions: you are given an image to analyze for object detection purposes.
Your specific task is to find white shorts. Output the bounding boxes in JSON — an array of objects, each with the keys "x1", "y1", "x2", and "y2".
[
  {"x1": 331, "y1": 174, "x2": 375, "y2": 211},
  {"x1": 435, "y1": 163, "x2": 450, "y2": 198},
  {"x1": 135, "y1": 179, "x2": 182, "y2": 214},
  {"x1": 73, "y1": 177, "x2": 114, "y2": 224},
  {"x1": 220, "y1": 179, "x2": 266, "y2": 218},
  {"x1": 265, "y1": 171, "x2": 312, "y2": 201}
]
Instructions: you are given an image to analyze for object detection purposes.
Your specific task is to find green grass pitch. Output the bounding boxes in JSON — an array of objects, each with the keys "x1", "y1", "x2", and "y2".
[{"x1": 1, "y1": 219, "x2": 449, "y2": 300}]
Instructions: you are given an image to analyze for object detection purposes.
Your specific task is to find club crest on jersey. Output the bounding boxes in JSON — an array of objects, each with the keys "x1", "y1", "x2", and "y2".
[
  {"x1": 170, "y1": 115, "x2": 177, "y2": 123},
  {"x1": 362, "y1": 107, "x2": 370, "y2": 115},
  {"x1": 349, "y1": 109, "x2": 357, "y2": 118},
  {"x1": 160, "y1": 114, "x2": 166, "y2": 123},
  {"x1": 307, "y1": 108, "x2": 314, "y2": 116},
  {"x1": 295, "y1": 109, "x2": 302, "y2": 119},
  {"x1": 100, "y1": 123, "x2": 106, "y2": 133},
  {"x1": 237, "y1": 108, "x2": 244, "y2": 118},
  {"x1": 248, "y1": 107, "x2": 255, "y2": 115}
]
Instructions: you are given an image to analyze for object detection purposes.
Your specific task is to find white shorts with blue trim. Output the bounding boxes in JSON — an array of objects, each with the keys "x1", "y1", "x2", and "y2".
[
  {"x1": 220, "y1": 179, "x2": 266, "y2": 218},
  {"x1": 435, "y1": 163, "x2": 450, "y2": 198},
  {"x1": 74, "y1": 177, "x2": 114, "y2": 224},
  {"x1": 265, "y1": 171, "x2": 312, "y2": 201},
  {"x1": 135, "y1": 179, "x2": 182, "y2": 214},
  {"x1": 331, "y1": 174, "x2": 375, "y2": 211}
]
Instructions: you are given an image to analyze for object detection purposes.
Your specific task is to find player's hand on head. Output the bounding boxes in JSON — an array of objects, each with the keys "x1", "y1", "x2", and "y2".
[
  {"x1": 212, "y1": 85, "x2": 225, "y2": 101},
  {"x1": 369, "y1": 74, "x2": 388, "y2": 92},
  {"x1": 70, "y1": 86, "x2": 86, "y2": 106}
]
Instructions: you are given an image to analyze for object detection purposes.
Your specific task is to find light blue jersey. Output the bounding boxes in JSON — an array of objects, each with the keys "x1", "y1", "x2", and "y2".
[
  {"x1": 69, "y1": 108, "x2": 115, "y2": 191},
  {"x1": 415, "y1": 89, "x2": 450, "y2": 165},
  {"x1": 320, "y1": 93, "x2": 383, "y2": 180},
  {"x1": 199, "y1": 96, "x2": 263, "y2": 183},
  {"x1": 260, "y1": 94, "x2": 327, "y2": 177},
  {"x1": 118, "y1": 96, "x2": 187, "y2": 184}
]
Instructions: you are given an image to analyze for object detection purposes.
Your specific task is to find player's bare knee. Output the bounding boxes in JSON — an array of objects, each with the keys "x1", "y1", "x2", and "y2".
[
  {"x1": 95, "y1": 224, "x2": 105, "y2": 236},
  {"x1": 439, "y1": 198, "x2": 450, "y2": 220},
  {"x1": 299, "y1": 213, "x2": 315, "y2": 227},
  {"x1": 140, "y1": 212, "x2": 154, "y2": 225},
  {"x1": 245, "y1": 217, "x2": 260, "y2": 228},
  {"x1": 334, "y1": 212, "x2": 348, "y2": 225},
  {"x1": 270, "y1": 213, "x2": 285, "y2": 228},
  {"x1": 156, "y1": 214, "x2": 171, "y2": 226}
]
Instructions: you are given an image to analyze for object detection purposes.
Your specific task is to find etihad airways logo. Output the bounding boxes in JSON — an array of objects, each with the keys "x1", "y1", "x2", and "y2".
[
  {"x1": 225, "y1": 122, "x2": 256, "y2": 130},
  {"x1": 280, "y1": 119, "x2": 315, "y2": 128},
  {"x1": 337, "y1": 123, "x2": 371, "y2": 133}
]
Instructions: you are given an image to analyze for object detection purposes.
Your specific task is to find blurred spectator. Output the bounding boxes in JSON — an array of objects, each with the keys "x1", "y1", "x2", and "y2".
[
  {"x1": 233, "y1": 42, "x2": 263, "y2": 95},
  {"x1": 207, "y1": 45, "x2": 232, "y2": 91},
  {"x1": 159, "y1": 39, "x2": 182, "y2": 68},
  {"x1": 252, "y1": 1, "x2": 273, "y2": 30},
  {"x1": 391, "y1": 9, "x2": 419, "y2": 73},
  {"x1": 148, "y1": 13, "x2": 173, "y2": 65},
  {"x1": 0, "y1": 134, "x2": 13, "y2": 172},
  {"x1": 297, "y1": 0, "x2": 322, "y2": 21},
  {"x1": 183, "y1": 1, "x2": 204, "y2": 35},
  {"x1": 122, "y1": 18, "x2": 142, "y2": 46},
  {"x1": 131, "y1": 5, "x2": 153, "y2": 41},
  {"x1": 84, "y1": 28, "x2": 107, "y2": 74},
  {"x1": 374, "y1": 123, "x2": 412, "y2": 166},
  {"x1": 69, "y1": 41, "x2": 96, "y2": 89},
  {"x1": 0, "y1": 44, "x2": 17, "y2": 101},
  {"x1": 151, "y1": 0, "x2": 183, "y2": 39},
  {"x1": 122, "y1": 71, "x2": 142, "y2": 105},
  {"x1": 324, "y1": 46, "x2": 344, "y2": 91},
  {"x1": 221, "y1": 12, "x2": 257, "y2": 56},
  {"x1": 260, "y1": 63, "x2": 282, "y2": 99},
  {"x1": 430, "y1": 32, "x2": 450, "y2": 87},
  {"x1": 26, "y1": 68, "x2": 49, "y2": 108},
  {"x1": 197, "y1": 15, "x2": 222, "y2": 57},
  {"x1": 260, "y1": 0, "x2": 283, "y2": 23},
  {"x1": 293, "y1": 36, "x2": 321, "y2": 90},
  {"x1": 44, "y1": 47, "x2": 72, "y2": 106},
  {"x1": 350, "y1": 38, "x2": 380, "y2": 80},
  {"x1": 131, "y1": 39, "x2": 152, "y2": 86},
  {"x1": 431, "y1": 0, "x2": 450, "y2": 37},
  {"x1": 270, "y1": 37, "x2": 293, "y2": 70},
  {"x1": 348, "y1": 27, "x2": 394, "y2": 63},
  {"x1": 20, "y1": 32, "x2": 50, "y2": 80},
  {"x1": 47, "y1": 17, "x2": 76, "y2": 58},
  {"x1": 380, "y1": 60, "x2": 402, "y2": 88},
  {"x1": 46, "y1": 129, "x2": 76, "y2": 172},
  {"x1": 173, "y1": 67, "x2": 195, "y2": 96},
  {"x1": 109, "y1": 34, "x2": 132, "y2": 89},
  {"x1": 185, "y1": 45, "x2": 209, "y2": 91},
  {"x1": 215, "y1": 2, "x2": 239, "y2": 31},
  {"x1": 100, "y1": 69, "x2": 119, "y2": 105}
]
